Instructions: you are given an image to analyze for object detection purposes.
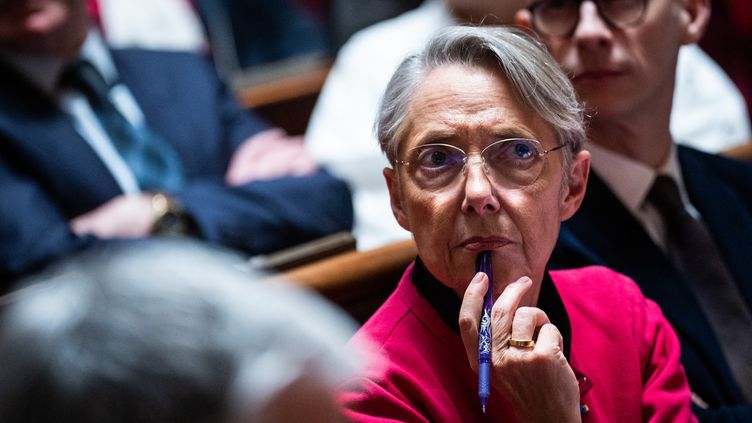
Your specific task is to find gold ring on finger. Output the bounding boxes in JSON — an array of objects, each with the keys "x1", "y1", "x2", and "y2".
[{"x1": 508, "y1": 338, "x2": 535, "y2": 348}]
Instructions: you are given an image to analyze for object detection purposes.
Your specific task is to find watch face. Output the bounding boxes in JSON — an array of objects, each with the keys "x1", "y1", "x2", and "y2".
[
  {"x1": 151, "y1": 195, "x2": 188, "y2": 236},
  {"x1": 155, "y1": 210, "x2": 186, "y2": 235}
]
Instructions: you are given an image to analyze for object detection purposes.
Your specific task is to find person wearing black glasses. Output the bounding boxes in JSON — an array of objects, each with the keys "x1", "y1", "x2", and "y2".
[{"x1": 517, "y1": 0, "x2": 752, "y2": 419}]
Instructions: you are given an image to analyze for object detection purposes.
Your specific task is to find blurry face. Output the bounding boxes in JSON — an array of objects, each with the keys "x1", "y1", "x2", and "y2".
[
  {"x1": 0, "y1": 0, "x2": 88, "y2": 56},
  {"x1": 518, "y1": 0, "x2": 699, "y2": 119},
  {"x1": 446, "y1": 0, "x2": 528, "y2": 24},
  {"x1": 385, "y1": 64, "x2": 588, "y2": 300}
]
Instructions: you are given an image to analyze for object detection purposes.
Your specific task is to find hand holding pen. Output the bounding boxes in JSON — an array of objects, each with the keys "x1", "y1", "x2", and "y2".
[
  {"x1": 476, "y1": 251, "x2": 493, "y2": 413},
  {"x1": 457, "y1": 256, "x2": 581, "y2": 421}
]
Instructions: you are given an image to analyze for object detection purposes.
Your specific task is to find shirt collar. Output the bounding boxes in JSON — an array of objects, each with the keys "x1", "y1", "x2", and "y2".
[
  {"x1": 411, "y1": 257, "x2": 572, "y2": 359},
  {"x1": 79, "y1": 29, "x2": 120, "y2": 87},
  {"x1": 588, "y1": 141, "x2": 689, "y2": 212}
]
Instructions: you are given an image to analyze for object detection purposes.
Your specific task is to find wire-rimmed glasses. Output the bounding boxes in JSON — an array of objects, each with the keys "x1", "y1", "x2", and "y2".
[
  {"x1": 528, "y1": 0, "x2": 648, "y2": 38},
  {"x1": 395, "y1": 138, "x2": 566, "y2": 192}
]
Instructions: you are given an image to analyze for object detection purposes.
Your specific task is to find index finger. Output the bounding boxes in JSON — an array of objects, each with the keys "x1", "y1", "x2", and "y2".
[{"x1": 458, "y1": 271, "x2": 490, "y2": 371}]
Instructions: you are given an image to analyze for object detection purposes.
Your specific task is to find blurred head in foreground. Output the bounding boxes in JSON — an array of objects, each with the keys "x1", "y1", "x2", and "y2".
[{"x1": 0, "y1": 239, "x2": 359, "y2": 423}]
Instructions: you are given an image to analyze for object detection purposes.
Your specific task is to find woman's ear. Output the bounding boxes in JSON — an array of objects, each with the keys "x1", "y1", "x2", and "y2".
[
  {"x1": 384, "y1": 167, "x2": 411, "y2": 231},
  {"x1": 679, "y1": 0, "x2": 710, "y2": 45},
  {"x1": 560, "y1": 150, "x2": 590, "y2": 221},
  {"x1": 514, "y1": 8, "x2": 534, "y2": 32}
]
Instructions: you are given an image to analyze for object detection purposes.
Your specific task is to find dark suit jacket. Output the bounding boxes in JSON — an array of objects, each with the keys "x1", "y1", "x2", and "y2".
[
  {"x1": 550, "y1": 145, "x2": 752, "y2": 421},
  {"x1": 0, "y1": 48, "x2": 353, "y2": 284}
]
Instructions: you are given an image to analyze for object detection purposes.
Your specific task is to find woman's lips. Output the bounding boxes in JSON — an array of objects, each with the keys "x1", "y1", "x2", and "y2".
[{"x1": 460, "y1": 237, "x2": 512, "y2": 251}]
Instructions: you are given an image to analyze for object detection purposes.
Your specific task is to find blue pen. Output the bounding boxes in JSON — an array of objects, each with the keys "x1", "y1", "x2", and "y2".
[{"x1": 477, "y1": 250, "x2": 493, "y2": 413}]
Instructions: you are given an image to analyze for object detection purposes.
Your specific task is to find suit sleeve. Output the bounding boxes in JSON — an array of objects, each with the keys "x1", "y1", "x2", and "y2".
[
  {"x1": 0, "y1": 159, "x2": 94, "y2": 283},
  {"x1": 172, "y1": 66, "x2": 353, "y2": 255},
  {"x1": 176, "y1": 170, "x2": 353, "y2": 255}
]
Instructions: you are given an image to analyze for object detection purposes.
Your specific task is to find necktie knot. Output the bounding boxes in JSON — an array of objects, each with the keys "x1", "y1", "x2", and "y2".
[
  {"x1": 647, "y1": 175, "x2": 685, "y2": 219},
  {"x1": 59, "y1": 60, "x2": 112, "y2": 107}
]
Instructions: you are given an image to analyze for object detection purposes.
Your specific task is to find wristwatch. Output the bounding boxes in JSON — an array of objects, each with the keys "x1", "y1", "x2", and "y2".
[{"x1": 150, "y1": 193, "x2": 190, "y2": 236}]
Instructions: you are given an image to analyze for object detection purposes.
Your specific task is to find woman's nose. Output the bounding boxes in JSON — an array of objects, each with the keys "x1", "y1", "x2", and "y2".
[{"x1": 461, "y1": 156, "x2": 500, "y2": 216}]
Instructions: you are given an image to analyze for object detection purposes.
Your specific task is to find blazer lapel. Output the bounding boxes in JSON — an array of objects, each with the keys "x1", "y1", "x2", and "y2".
[
  {"x1": 679, "y1": 147, "x2": 752, "y2": 309},
  {"x1": 555, "y1": 172, "x2": 731, "y2": 377},
  {"x1": 0, "y1": 63, "x2": 121, "y2": 215}
]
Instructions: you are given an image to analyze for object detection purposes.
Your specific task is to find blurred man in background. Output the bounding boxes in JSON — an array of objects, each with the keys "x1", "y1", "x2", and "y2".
[
  {"x1": 515, "y1": 0, "x2": 752, "y2": 418},
  {"x1": 0, "y1": 0, "x2": 353, "y2": 285}
]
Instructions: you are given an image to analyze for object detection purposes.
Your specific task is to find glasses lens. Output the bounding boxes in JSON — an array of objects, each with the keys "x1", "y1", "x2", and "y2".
[
  {"x1": 482, "y1": 139, "x2": 545, "y2": 187},
  {"x1": 405, "y1": 144, "x2": 466, "y2": 190},
  {"x1": 599, "y1": 0, "x2": 645, "y2": 26},
  {"x1": 531, "y1": 0, "x2": 579, "y2": 37}
]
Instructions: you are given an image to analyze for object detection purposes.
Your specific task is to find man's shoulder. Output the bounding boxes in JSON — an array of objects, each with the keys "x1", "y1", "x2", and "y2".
[
  {"x1": 679, "y1": 144, "x2": 752, "y2": 172},
  {"x1": 109, "y1": 48, "x2": 222, "y2": 102},
  {"x1": 679, "y1": 145, "x2": 752, "y2": 195},
  {"x1": 110, "y1": 48, "x2": 212, "y2": 71}
]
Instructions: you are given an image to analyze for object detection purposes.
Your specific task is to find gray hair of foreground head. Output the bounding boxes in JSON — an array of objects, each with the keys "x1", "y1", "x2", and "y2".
[
  {"x1": 0, "y1": 240, "x2": 360, "y2": 423},
  {"x1": 377, "y1": 25, "x2": 586, "y2": 167}
]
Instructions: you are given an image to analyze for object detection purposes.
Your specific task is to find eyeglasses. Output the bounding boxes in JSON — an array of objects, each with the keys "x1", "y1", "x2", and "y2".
[
  {"x1": 395, "y1": 138, "x2": 566, "y2": 192},
  {"x1": 528, "y1": 0, "x2": 647, "y2": 38}
]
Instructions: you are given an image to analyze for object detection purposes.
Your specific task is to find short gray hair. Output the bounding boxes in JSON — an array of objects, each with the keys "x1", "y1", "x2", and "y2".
[
  {"x1": 0, "y1": 240, "x2": 360, "y2": 423},
  {"x1": 376, "y1": 25, "x2": 585, "y2": 167}
]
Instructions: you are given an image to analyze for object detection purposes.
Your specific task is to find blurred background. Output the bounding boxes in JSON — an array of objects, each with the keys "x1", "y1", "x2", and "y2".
[
  {"x1": 87, "y1": 0, "x2": 752, "y2": 137},
  {"x1": 87, "y1": 0, "x2": 423, "y2": 135}
]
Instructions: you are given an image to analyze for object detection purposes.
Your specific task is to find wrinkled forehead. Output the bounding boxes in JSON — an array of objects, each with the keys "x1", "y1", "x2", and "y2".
[{"x1": 401, "y1": 63, "x2": 555, "y2": 151}]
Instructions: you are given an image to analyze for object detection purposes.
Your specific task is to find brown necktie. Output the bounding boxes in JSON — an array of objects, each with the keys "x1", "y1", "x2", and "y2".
[{"x1": 648, "y1": 175, "x2": 752, "y2": 401}]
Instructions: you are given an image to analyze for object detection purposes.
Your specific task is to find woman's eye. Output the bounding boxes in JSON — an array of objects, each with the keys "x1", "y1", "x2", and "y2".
[
  {"x1": 485, "y1": 139, "x2": 540, "y2": 171},
  {"x1": 416, "y1": 146, "x2": 462, "y2": 168},
  {"x1": 487, "y1": 140, "x2": 536, "y2": 160},
  {"x1": 428, "y1": 150, "x2": 448, "y2": 166},
  {"x1": 512, "y1": 142, "x2": 534, "y2": 159}
]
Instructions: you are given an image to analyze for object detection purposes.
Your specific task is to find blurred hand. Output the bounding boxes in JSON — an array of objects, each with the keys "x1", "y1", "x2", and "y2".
[
  {"x1": 225, "y1": 128, "x2": 319, "y2": 186},
  {"x1": 458, "y1": 274, "x2": 581, "y2": 422},
  {"x1": 70, "y1": 194, "x2": 155, "y2": 238}
]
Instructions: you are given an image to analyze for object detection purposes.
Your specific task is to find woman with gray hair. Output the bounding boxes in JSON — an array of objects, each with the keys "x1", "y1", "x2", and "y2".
[{"x1": 340, "y1": 26, "x2": 694, "y2": 422}]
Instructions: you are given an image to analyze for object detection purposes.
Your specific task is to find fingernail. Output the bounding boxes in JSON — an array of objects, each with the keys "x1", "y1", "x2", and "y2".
[
  {"x1": 507, "y1": 276, "x2": 532, "y2": 290},
  {"x1": 472, "y1": 272, "x2": 486, "y2": 284},
  {"x1": 515, "y1": 276, "x2": 532, "y2": 285}
]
